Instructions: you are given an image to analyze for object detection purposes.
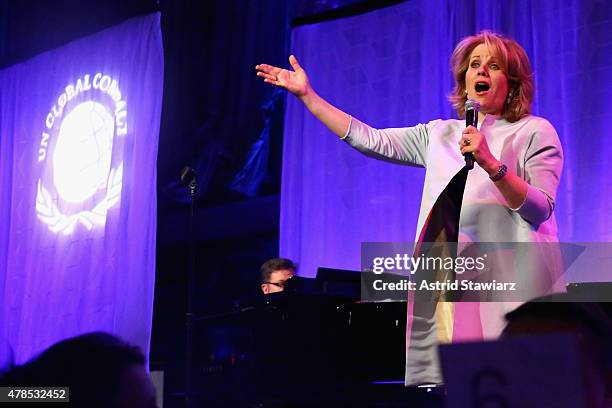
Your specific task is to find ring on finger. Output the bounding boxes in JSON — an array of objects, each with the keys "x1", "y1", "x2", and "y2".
[{"x1": 463, "y1": 139, "x2": 471, "y2": 146}]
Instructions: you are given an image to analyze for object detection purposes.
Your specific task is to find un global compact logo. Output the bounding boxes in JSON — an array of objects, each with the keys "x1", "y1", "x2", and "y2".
[{"x1": 36, "y1": 73, "x2": 127, "y2": 234}]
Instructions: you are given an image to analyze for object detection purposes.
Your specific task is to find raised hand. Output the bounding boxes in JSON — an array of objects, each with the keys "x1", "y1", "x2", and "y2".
[
  {"x1": 257, "y1": 55, "x2": 350, "y2": 138},
  {"x1": 255, "y1": 55, "x2": 310, "y2": 98}
]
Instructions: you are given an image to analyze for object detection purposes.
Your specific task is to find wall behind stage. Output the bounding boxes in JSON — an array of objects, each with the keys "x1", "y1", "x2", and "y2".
[
  {"x1": 0, "y1": 13, "x2": 163, "y2": 363},
  {"x1": 280, "y1": 0, "x2": 612, "y2": 277}
]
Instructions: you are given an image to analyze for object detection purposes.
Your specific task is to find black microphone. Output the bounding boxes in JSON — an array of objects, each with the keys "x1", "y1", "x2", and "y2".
[
  {"x1": 464, "y1": 99, "x2": 480, "y2": 170},
  {"x1": 180, "y1": 166, "x2": 196, "y2": 186}
]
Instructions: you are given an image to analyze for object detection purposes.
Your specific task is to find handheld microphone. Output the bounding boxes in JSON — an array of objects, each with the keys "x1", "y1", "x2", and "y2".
[{"x1": 464, "y1": 99, "x2": 480, "y2": 170}]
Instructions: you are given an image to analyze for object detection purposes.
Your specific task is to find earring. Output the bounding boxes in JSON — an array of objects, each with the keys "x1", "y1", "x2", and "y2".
[{"x1": 506, "y1": 91, "x2": 513, "y2": 104}]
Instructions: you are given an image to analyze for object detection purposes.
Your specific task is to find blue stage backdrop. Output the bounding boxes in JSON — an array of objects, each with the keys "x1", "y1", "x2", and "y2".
[
  {"x1": 0, "y1": 14, "x2": 163, "y2": 363},
  {"x1": 281, "y1": 0, "x2": 612, "y2": 277}
]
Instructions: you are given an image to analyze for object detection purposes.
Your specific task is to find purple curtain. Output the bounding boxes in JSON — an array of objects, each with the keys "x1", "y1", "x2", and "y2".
[
  {"x1": 0, "y1": 13, "x2": 163, "y2": 363},
  {"x1": 280, "y1": 0, "x2": 612, "y2": 277}
]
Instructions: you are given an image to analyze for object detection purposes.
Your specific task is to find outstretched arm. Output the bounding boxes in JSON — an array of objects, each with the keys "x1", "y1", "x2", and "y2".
[{"x1": 255, "y1": 55, "x2": 350, "y2": 138}]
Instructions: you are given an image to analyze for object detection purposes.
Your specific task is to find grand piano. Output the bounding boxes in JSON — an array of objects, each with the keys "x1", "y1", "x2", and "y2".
[{"x1": 192, "y1": 268, "x2": 444, "y2": 407}]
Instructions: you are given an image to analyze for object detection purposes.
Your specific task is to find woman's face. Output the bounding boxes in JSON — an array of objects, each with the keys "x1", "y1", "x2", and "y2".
[{"x1": 465, "y1": 43, "x2": 509, "y2": 115}]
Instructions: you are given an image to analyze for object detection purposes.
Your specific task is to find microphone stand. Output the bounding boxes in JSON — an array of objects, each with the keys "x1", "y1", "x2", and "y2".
[{"x1": 181, "y1": 166, "x2": 197, "y2": 408}]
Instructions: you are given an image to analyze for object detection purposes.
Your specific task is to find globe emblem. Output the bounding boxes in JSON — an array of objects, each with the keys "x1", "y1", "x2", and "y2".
[{"x1": 52, "y1": 101, "x2": 115, "y2": 203}]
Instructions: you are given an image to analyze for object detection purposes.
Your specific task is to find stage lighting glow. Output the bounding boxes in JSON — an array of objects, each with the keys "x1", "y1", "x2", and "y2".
[
  {"x1": 53, "y1": 101, "x2": 114, "y2": 203},
  {"x1": 36, "y1": 73, "x2": 127, "y2": 234}
]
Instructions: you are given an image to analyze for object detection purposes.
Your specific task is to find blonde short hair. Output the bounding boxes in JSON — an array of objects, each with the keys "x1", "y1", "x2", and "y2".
[{"x1": 448, "y1": 30, "x2": 534, "y2": 123}]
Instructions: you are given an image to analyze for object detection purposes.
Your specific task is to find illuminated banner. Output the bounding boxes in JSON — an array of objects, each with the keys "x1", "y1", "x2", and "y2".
[
  {"x1": 0, "y1": 14, "x2": 163, "y2": 363},
  {"x1": 36, "y1": 73, "x2": 126, "y2": 234}
]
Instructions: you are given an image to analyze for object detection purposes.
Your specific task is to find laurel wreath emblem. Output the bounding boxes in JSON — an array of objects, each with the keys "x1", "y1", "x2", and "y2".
[{"x1": 36, "y1": 164, "x2": 123, "y2": 234}]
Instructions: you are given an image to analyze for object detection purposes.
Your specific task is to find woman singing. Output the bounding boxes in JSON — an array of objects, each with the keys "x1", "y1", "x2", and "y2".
[{"x1": 256, "y1": 30, "x2": 563, "y2": 385}]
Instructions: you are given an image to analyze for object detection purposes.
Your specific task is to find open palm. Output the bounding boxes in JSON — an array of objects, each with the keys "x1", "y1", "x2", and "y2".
[{"x1": 255, "y1": 55, "x2": 310, "y2": 97}]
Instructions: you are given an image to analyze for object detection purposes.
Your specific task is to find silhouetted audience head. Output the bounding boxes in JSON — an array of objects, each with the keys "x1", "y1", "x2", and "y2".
[
  {"x1": 0, "y1": 332, "x2": 157, "y2": 408},
  {"x1": 260, "y1": 258, "x2": 296, "y2": 294},
  {"x1": 502, "y1": 295, "x2": 612, "y2": 408}
]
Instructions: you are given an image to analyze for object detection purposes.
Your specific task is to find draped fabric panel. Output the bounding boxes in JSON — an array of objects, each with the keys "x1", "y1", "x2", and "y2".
[
  {"x1": 0, "y1": 13, "x2": 164, "y2": 363},
  {"x1": 281, "y1": 0, "x2": 612, "y2": 276}
]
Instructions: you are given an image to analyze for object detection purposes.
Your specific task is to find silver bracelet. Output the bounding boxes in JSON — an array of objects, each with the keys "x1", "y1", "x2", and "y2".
[{"x1": 489, "y1": 163, "x2": 508, "y2": 182}]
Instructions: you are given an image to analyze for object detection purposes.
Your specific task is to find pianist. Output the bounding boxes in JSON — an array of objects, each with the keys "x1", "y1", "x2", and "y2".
[{"x1": 260, "y1": 258, "x2": 296, "y2": 294}]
